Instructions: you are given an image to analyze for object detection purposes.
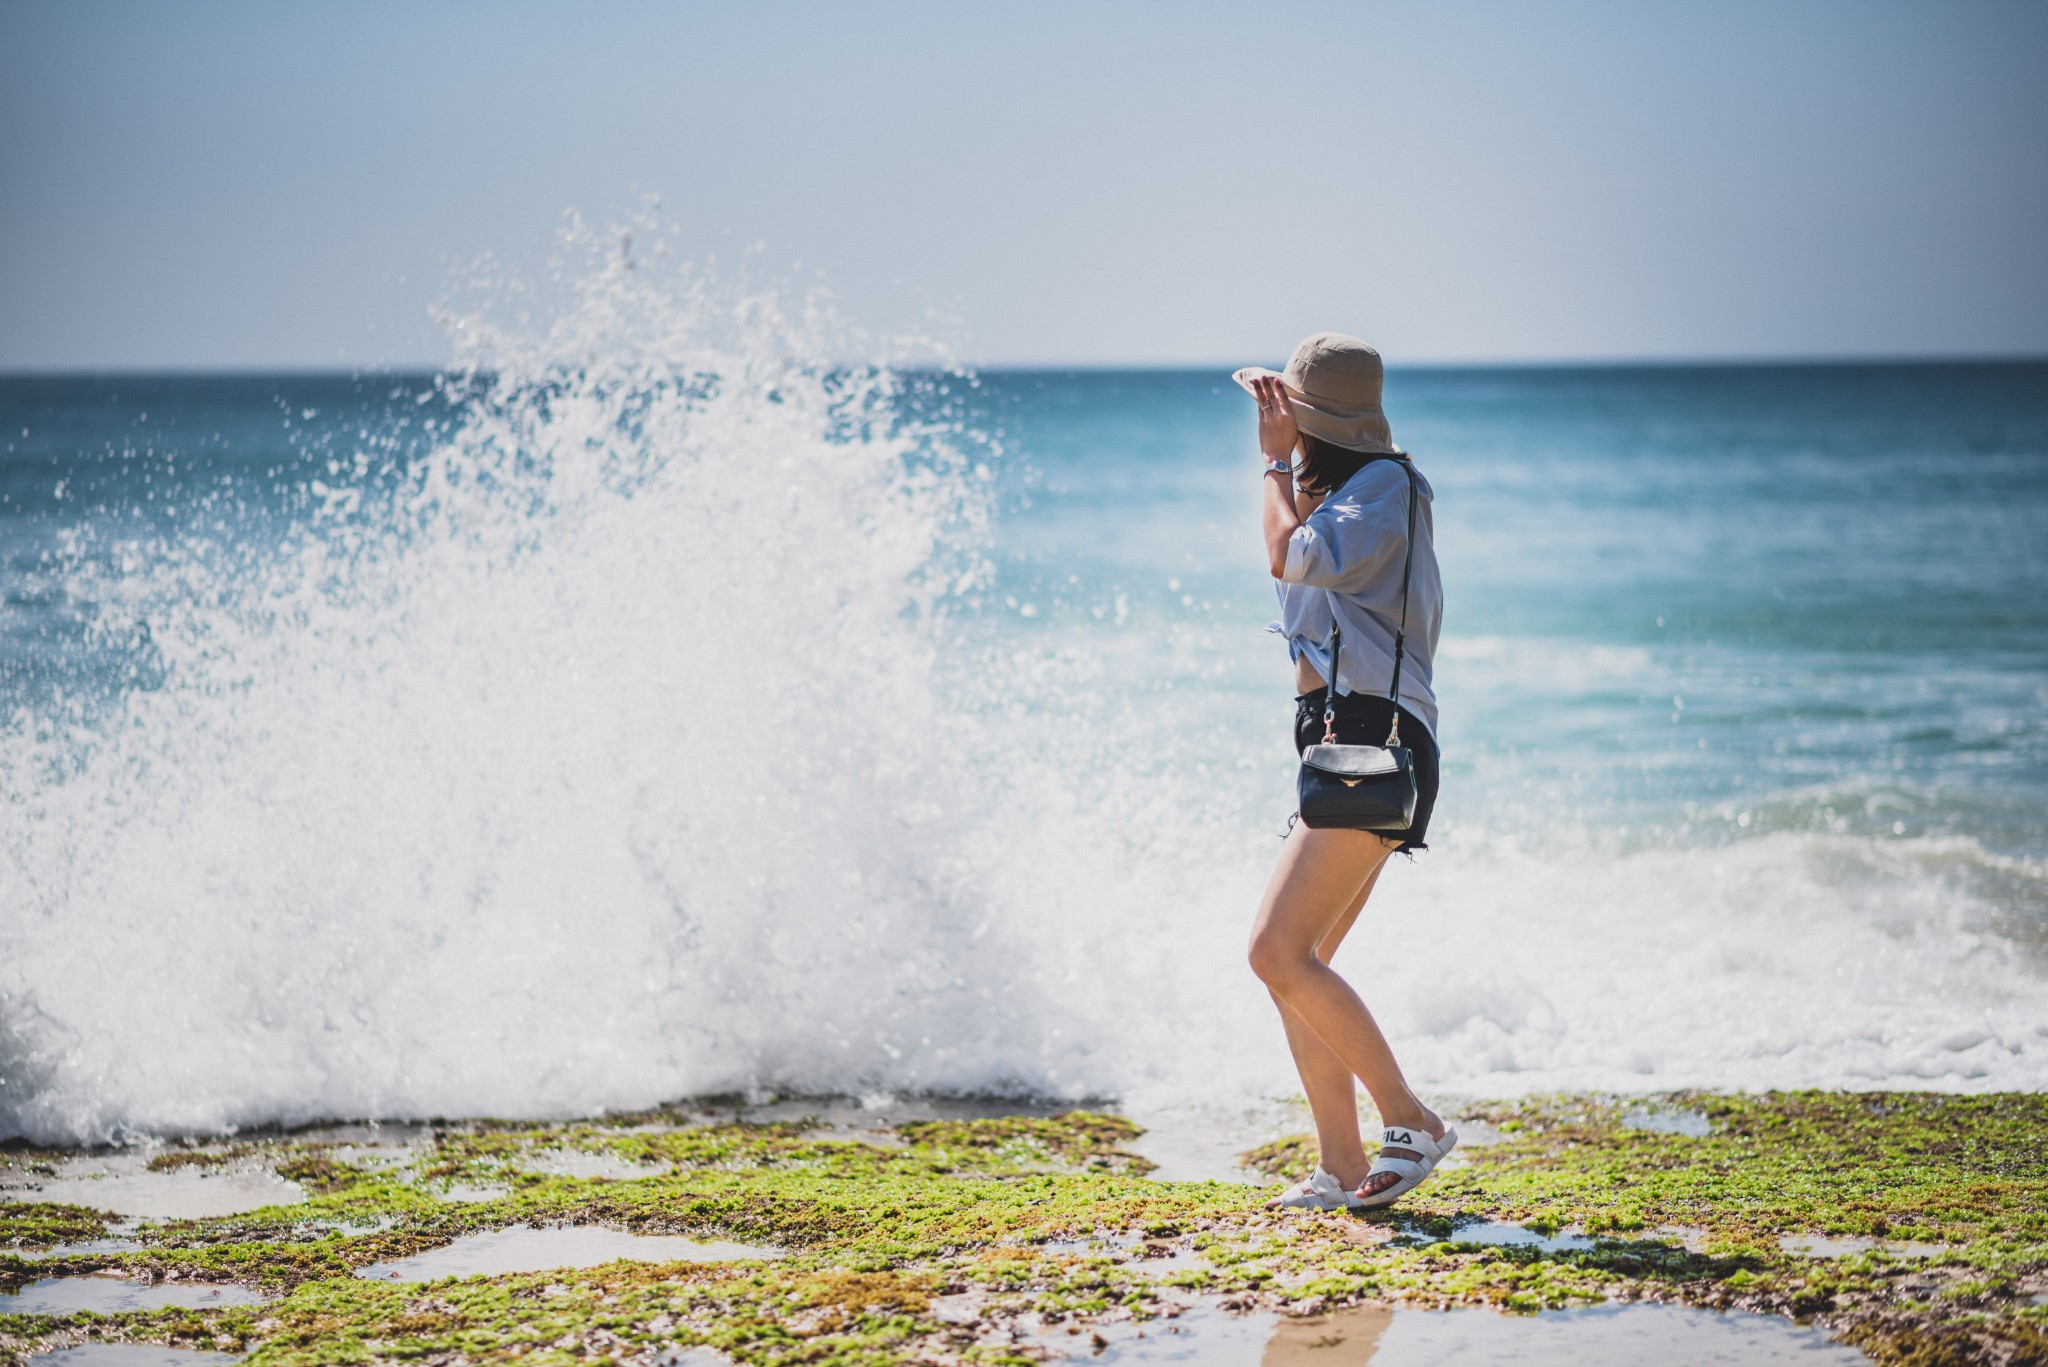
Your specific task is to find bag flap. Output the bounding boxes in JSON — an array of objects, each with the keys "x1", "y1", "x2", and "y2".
[{"x1": 1302, "y1": 743, "x2": 1408, "y2": 779}]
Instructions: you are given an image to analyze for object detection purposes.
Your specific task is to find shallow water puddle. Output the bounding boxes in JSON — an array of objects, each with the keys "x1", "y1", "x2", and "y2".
[
  {"x1": 1128, "y1": 1245, "x2": 1212, "y2": 1278},
  {"x1": 1054, "y1": 1300, "x2": 1866, "y2": 1364},
  {"x1": 1621, "y1": 1105, "x2": 1715, "y2": 1137},
  {"x1": 1120, "y1": 1101, "x2": 1305, "y2": 1183},
  {"x1": 1, "y1": 1155, "x2": 303, "y2": 1220},
  {"x1": 19, "y1": 1239, "x2": 147, "y2": 1259},
  {"x1": 1392, "y1": 1218, "x2": 1597, "y2": 1253},
  {"x1": 1, "y1": 1277, "x2": 270, "y2": 1315},
  {"x1": 1361, "y1": 1303, "x2": 1865, "y2": 1364},
  {"x1": 27, "y1": 1347, "x2": 241, "y2": 1367},
  {"x1": 431, "y1": 1181, "x2": 512, "y2": 1203},
  {"x1": 354, "y1": 1224, "x2": 783, "y2": 1280}
]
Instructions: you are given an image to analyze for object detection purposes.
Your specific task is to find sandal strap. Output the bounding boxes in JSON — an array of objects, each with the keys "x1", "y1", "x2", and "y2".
[
  {"x1": 1365, "y1": 1153, "x2": 1430, "y2": 1182},
  {"x1": 1380, "y1": 1125, "x2": 1450, "y2": 1160}
]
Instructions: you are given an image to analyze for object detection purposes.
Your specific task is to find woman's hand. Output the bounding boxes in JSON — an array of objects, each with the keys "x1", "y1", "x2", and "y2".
[
  {"x1": 1253, "y1": 375, "x2": 1300, "y2": 463},
  {"x1": 1255, "y1": 376, "x2": 1307, "y2": 578}
]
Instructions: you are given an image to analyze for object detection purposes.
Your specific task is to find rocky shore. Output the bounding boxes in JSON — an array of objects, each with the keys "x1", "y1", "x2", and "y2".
[{"x1": 3, "y1": 1092, "x2": 2044, "y2": 1365}]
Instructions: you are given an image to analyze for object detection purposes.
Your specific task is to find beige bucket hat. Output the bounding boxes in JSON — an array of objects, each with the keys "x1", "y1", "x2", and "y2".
[{"x1": 1233, "y1": 331, "x2": 1403, "y2": 455}]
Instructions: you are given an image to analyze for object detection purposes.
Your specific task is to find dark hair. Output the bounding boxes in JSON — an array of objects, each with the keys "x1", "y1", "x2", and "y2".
[{"x1": 1294, "y1": 434, "x2": 1382, "y2": 495}]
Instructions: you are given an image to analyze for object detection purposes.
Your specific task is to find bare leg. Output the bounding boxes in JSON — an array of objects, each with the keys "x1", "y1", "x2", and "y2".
[
  {"x1": 1250, "y1": 824, "x2": 1442, "y2": 1195},
  {"x1": 1270, "y1": 857, "x2": 1389, "y2": 1188}
]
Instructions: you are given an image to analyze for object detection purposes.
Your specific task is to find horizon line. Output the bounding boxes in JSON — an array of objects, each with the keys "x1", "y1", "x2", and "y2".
[{"x1": 3, "y1": 351, "x2": 2046, "y2": 380}]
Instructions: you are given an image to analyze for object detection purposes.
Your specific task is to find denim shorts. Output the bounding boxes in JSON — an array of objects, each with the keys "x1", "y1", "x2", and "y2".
[{"x1": 1293, "y1": 689, "x2": 1440, "y2": 853}]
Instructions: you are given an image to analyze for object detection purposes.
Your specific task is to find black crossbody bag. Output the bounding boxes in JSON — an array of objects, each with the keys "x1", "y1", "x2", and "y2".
[{"x1": 1296, "y1": 459, "x2": 1421, "y2": 831}]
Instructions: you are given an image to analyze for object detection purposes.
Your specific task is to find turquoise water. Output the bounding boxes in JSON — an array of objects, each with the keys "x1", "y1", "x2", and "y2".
[
  {"x1": 958, "y1": 364, "x2": 2048, "y2": 859},
  {"x1": 1, "y1": 287, "x2": 2043, "y2": 1142}
]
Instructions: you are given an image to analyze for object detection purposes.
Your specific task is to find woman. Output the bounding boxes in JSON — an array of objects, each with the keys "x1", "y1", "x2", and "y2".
[{"x1": 1234, "y1": 332, "x2": 1452, "y2": 1211}]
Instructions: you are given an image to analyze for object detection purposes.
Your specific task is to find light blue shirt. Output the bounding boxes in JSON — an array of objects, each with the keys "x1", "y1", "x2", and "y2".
[{"x1": 1269, "y1": 458, "x2": 1442, "y2": 742}]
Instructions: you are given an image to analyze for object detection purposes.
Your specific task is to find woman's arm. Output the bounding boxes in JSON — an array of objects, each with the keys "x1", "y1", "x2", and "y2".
[{"x1": 1254, "y1": 375, "x2": 1305, "y2": 579}]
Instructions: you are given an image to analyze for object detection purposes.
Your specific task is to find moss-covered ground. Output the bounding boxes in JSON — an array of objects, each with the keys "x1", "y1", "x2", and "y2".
[{"x1": 2, "y1": 1092, "x2": 2044, "y2": 1366}]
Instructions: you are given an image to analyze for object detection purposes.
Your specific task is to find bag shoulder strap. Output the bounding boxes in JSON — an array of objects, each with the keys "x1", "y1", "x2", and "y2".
[{"x1": 1321, "y1": 457, "x2": 1419, "y2": 747}]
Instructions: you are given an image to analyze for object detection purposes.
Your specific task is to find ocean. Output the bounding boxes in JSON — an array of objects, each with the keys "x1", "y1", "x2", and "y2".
[{"x1": 3, "y1": 266, "x2": 2044, "y2": 1145}]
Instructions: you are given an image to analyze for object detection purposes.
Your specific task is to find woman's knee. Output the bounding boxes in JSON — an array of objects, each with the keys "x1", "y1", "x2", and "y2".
[{"x1": 1247, "y1": 930, "x2": 1311, "y2": 988}]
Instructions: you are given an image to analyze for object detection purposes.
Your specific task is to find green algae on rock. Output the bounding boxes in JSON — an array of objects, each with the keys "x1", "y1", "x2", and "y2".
[
  {"x1": 0, "y1": 1204, "x2": 110, "y2": 1254},
  {"x1": 2, "y1": 1093, "x2": 2045, "y2": 1366}
]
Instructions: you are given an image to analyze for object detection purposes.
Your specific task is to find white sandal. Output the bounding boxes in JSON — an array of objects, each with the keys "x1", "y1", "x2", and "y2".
[
  {"x1": 1353, "y1": 1124, "x2": 1458, "y2": 1209},
  {"x1": 1265, "y1": 1165, "x2": 1368, "y2": 1212}
]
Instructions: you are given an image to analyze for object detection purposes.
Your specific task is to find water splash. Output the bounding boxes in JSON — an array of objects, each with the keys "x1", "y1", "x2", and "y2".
[{"x1": 2, "y1": 221, "x2": 1202, "y2": 1142}]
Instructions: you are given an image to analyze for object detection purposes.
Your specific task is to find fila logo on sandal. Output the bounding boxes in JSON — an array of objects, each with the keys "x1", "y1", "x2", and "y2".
[{"x1": 1386, "y1": 1129, "x2": 1414, "y2": 1145}]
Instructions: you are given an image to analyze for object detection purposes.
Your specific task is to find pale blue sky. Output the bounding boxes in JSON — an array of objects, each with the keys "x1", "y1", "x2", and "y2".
[{"x1": 3, "y1": 0, "x2": 2044, "y2": 369}]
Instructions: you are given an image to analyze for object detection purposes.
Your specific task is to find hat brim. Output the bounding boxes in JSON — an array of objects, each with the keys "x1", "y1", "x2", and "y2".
[{"x1": 1231, "y1": 366, "x2": 1403, "y2": 455}]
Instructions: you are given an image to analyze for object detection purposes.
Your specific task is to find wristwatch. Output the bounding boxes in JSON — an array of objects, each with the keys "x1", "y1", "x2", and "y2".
[{"x1": 1264, "y1": 458, "x2": 1292, "y2": 476}]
